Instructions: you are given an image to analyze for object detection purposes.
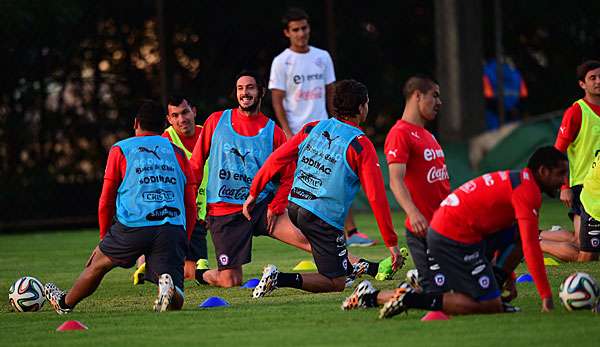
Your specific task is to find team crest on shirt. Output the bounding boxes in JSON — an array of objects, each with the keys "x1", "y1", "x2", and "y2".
[
  {"x1": 434, "y1": 273, "x2": 445, "y2": 286},
  {"x1": 478, "y1": 275, "x2": 490, "y2": 289},
  {"x1": 218, "y1": 254, "x2": 229, "y2": 266}
]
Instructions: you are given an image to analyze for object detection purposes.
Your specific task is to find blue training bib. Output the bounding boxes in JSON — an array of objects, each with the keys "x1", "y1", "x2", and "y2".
[{"x1": 289, "y1": 118, "x2": 363, "y2": 230}]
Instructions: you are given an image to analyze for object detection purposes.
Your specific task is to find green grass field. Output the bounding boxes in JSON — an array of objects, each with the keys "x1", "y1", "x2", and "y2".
[{"x1": 1, "y1": 200, "x2": 599, "y2": 346}]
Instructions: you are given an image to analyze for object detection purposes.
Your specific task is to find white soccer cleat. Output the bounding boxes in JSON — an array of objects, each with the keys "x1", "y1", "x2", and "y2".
[
  {"x1": 405, "y1": 268, "x2": 422, "y2": 292},
  {"x1": 44, "y1": 283, "x2": 71, "y2": 315},
  {"x1": 345, "y1": 261, "x2": 370, "y2": 288},
  {"x1": 252, "y1": 264, "x2": 279, "y2": 298},
  {"x1": 154, "y1": 274, "x2": 174, "y2": 312},
  {"x1": 341, "y1": 280, "x2": 378, "y2": 310}
]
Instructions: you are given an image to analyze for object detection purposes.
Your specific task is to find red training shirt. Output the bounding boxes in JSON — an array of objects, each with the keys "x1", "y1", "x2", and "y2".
[
  {"x1": 98, "y1": 133, "x2": 197, "y2": 240},
  {"x1": 189, "y1": 108, "x2": 291, "y2": 216},
  {"x1": 430, "y1": 168, "x2": 551, "y2": 299},
  {"x1": 554, "y1": 99, "x2": 600, "y2": 152},
  {"x1": 249, "y1": 119, "x2": 398, "y2": 248},
  {"x1": 384, "y1": 119, "x2": 450, "y2": 233}
]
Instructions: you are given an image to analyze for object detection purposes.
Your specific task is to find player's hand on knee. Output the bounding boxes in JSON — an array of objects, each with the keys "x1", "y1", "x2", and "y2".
[{"x1": 242, "y1": 195, "x2": 256, "y2": 220}]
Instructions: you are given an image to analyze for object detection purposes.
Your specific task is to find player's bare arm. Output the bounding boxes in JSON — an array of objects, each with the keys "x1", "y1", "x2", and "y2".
[
  {"x1": 388, "y1": 163, "x2": 428, "y2": 237},
  {"x1": 271, "y1": 89, "x2": 293, "y2": 138}
]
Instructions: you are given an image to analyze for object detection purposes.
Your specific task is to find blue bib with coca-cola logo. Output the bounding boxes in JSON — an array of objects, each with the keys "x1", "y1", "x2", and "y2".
[{"x1": 206, "y1": 109, "x2": 276, "y2": 205}]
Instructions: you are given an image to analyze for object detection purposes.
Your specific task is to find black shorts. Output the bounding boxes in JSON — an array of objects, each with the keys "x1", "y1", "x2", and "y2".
[
  {"x1": 579, "y1": 207, "x2": 600, "y2": 252},
  {"x1": 569, "y1": 185, "x2": 583, "y2": 219},
  {"x1": 186, "y1": 222, "x2": 208, "y2": 261},
  {"x1": 206, "y1": 198, "x2": 270, "y2": 270},
  {"x1": 405, "y1": 229, "x2": 440, "y2": 294},
  {"x1": 99, "y1": 222, "x2": 186, "y2": 289},
  {"x1": 288, "y1": 202, "x2": 348, "y2": 279},
  {"x1": 483, "y1": 225, "x2": 519, "y2": 263},
  {"x1": 427, "y1": 228, "x2": 500, "y2": 301}
]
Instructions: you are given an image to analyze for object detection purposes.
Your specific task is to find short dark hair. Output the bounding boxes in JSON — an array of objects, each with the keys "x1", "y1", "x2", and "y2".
[
  {"x1": 403, "y1": 75, "x2": 438, "y2": 101},
  {"x1": 136, "y1": 100, "x2": 165, "y2": 132},
  {"x1": 527, "y1": 146, "x2": 568, "y2": 172},
  {"x1": 167, "y1": 94, "x2": 188, "y2": 108},
  {"x1": 576, "y1": 60, "x2": 600, "y2": 82},
  {"x1": 332, "y1": 79, "x2": 368, "y2": 119},
  {"x1": 234, "y1": 70, "x2": 266, "y2": 97},
  {"x1": 282, "y1": 7, "x2": 309, "y2": 29}
]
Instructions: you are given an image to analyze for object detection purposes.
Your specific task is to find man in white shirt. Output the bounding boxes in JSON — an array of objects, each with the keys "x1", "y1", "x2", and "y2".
[
  {"x1": 269, "y1": 7, "x2": 336, "y2": 139},
  {"x1": 269, "y1": 8, "x2": 375, "y2": 247}
]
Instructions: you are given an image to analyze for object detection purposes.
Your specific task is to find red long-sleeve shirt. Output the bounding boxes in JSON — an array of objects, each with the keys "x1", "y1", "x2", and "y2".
[
  {"x1": 98, "y1": 133, "x2": 197, "y2": 240},
  {"x1": 189, "y1": 108, "x2": 291, "y2": 216},
  {"x1": 249, "y1": 119, "x2": 398, "y2": 248},
  {"x1": 431, "y1": 168, "x2": 551, "y2": 299}
]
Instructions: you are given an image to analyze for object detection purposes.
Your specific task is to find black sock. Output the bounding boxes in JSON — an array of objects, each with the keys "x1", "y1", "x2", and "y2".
[
  {"x1": 363, "y1": 290, "x2": 380, "y2": 307},
  {"x1": 277, "y1": 272, "x2": 303, "y2": 289},
  {"x1": 59, "y1": 294, "x2": 73, "y2": 309},
  {"x1": 403, "y1": 292, "x2": 443, "y2": 311},
  {"x1": 195, "y1": 269, "x2": 208, "y2": 285},
  {"x1": 346, "y1": 228, "x2": 358, "y2": 236},
  {"x1": 360, "y1": 258, "x2": 379, "y2": 277}
]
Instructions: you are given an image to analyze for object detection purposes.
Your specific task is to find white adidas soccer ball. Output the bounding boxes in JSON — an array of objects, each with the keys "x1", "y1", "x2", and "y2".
[
  {"x1": 8, "y1": 276, "x2": 45, "y2": 312},
  {"x1": 559, "y1": 272, "x2": 600, "y2": 311}
]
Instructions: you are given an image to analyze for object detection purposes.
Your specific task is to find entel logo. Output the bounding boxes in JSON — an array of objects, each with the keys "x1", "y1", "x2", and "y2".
[{"x1": 423, "y1": 148, "x2": 445, "y2": 161}]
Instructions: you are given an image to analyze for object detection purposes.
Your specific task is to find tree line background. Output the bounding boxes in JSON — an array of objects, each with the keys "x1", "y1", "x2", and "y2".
[{"x1": 1, "y1": 0, "x2": 599, "y2": 230}]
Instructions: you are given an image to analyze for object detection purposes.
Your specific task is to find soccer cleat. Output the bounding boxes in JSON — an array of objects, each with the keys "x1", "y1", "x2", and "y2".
[
  {"x1": 502, "y1": 302, "x2": 521, "y2": 313},
  {"x1": 153, "y1": 274, "x2": 174, "y2": 312},
  {"x1": 196, "y1": 258, "x2": 209, "y2": 270},
  {"x1": 405, "y1": 268, "x2": 422, "y2": 292},
  {"x1": 346, "y1": 233, "x2": 376, "y2": 247},
  {"x1": 375, "y1": 256, "x2": 396, "y2": 281},
  {"x1": 252, "y1": 264, "x2": 279, "y2": 298},
  {"x1": 133, "y1": 262, "x2": 146, "y2": 285},
  {"x1": 345, "y1": 261, "x2": 370, "y2": 288},
  {"x1": 341, "y1": 280, "x2": 378, "y2": 310},
  {"x1": 379, "y1": 283, "x2": 413, "y2": 319},
  {"x1": 44, "y1": 283, "x2": 72, "y2": 315}
]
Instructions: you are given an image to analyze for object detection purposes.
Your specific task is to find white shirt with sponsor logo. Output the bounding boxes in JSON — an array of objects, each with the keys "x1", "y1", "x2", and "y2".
[{"x1": 269, "y1": 46, "x2": 336, "y2": 134}]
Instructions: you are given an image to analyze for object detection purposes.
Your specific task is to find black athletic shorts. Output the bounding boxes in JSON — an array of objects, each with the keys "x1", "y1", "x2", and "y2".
[
  {"x1": 187, "y1": 222, "x2": 208, "y2": 261},
  {"x1": 483, "y1": 225, "x2": 519, "y2": 263},
  {"x1": 405, "y1": 229, "x2": 440, "y2": 294},
  {"x1": 206, "y1": 197, "x2": 270, "y2": 270},
  {"x1": 288, "y1": 202, "x2": 349, "y2": 279},
  {"x1": 569, "y1": 184, "x2": 583, "y2": 219},
  {"x1": 579, "y1": 207, "x2": 600, "y2": 252},
  {"x1": 427, "y1": 228, "x2": 501, "y2": 301},
  {"x1": 99, "y1": 222, "x2": 186, "y2": 289}
]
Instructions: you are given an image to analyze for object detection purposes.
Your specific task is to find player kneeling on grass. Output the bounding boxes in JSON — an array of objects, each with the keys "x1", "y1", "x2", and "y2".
[
  {"x1": 245, "y1": 79, "x2": 404, "y2": 297},
  {"x1": 44, "y1": 101, "x2": 197, "y2": 313},
  {"x1": 342, "y1": 146, "x2": 568, "y2": 318}
]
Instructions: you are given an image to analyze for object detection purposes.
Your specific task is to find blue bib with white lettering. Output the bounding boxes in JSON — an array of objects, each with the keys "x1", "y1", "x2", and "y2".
[
  {"x1": 206, "y1": 109, "x2": 276, "y2": 204},
  {"x1": 289, "y1": 118, "x2": 363, "y2": 230},
  {"x1": 114, "y1": 136, "x2": 187, "y2": 228}
]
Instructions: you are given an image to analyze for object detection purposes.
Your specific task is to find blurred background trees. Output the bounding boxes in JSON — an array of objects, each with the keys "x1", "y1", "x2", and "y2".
[{"x1": 1, "y1": 0, "x2": 599, "y2": 229}]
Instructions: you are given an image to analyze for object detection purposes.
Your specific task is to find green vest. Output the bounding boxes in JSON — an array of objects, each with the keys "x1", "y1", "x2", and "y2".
[
  {"x1": 581, "y1": 154, "x2": 600, "y2": 221},
  {"x1": 166, "y1": 126, "x2": 209, "y2": 220},
  {"x1": 567, "y1": 99, "x2": 600, "y2": 187}
]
